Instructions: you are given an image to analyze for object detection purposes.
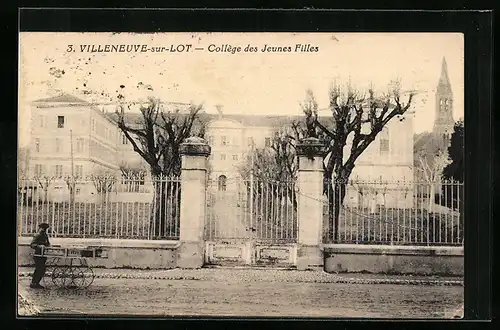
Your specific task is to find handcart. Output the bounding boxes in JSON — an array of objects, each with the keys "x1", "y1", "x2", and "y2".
[{"x1": 35, "y1": 246, "x2": 108, "y2": 289}]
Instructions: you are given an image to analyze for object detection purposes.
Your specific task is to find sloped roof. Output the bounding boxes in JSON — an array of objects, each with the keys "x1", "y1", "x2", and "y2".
[
  {"x1": 105, "y1": 111, "x2": 335, "y2": 129},
  {"x1": 33, "y1": 93, "x2": 89, "y2": 104}
]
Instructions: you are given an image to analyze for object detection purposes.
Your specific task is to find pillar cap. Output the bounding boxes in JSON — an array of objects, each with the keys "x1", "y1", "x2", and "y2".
[
  {"x1": 180, "y1": 137, "x2": 211, "y2": 156},
  {"x1": 296, "y1": 137, "x2": 326, "y2": 157}
]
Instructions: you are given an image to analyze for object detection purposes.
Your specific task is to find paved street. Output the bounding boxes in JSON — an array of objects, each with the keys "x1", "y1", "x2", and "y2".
[{"x1": 18, "y1": 268, "x2": 463, "y2": 318}]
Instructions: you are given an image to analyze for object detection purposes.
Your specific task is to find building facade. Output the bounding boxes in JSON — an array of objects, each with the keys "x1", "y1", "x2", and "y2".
[
  {"x1": 205, "y1": 110, "x2": 415, "y2": 208},
  {"x1": 24, "y1": 94, "x2": 415, "y2": 207},
  {"x1": 26, "y1": 94, "x2": 121, "y2": 201}
]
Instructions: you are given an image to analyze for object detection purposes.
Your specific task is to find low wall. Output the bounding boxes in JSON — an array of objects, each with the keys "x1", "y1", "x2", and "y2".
[
  {"x1": 323, "y1": 244, "x2": 464, "y2": 276},
  {"x1": 17, "y1": 237, "x2": 464, "y2": 275},
  {"x1": 17, "y1": 237, "x2": 179, "y2": 269}
]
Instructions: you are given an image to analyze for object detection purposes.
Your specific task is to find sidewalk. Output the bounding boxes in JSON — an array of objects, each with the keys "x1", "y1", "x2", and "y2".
[
  {"x1": 18, "y1": 266, "x2": 464, "y2": 286},
  {"x1": 17, "y1": 268, "x2": 464, "y2": 318}
]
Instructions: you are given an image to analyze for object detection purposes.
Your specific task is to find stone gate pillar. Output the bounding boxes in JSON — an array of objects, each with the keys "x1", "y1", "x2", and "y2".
[
  {"x1": 178, "y1": 137, "x2": 211, "y2": 268},
  {"x1": 296, "y1": 137, "x2": 325, "y2": 271}
]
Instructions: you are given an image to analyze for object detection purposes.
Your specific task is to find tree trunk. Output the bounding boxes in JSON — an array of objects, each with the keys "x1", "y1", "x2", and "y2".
[
  {"x1": 428, "y1": 184, "x2": 435, "y2": 213},
  {"x1": 151, "y1": 180, "x2": 167, "y2": 238},
  {"x1": 70, "y1": 190, "x2": 75, "y2": 204},
  {"x1": 325, "y1": 178, "x2": 347, "y2": 243},
  {"x1": 43, "y1": 187, "x2": 48, "y2": 204},
  {"x1": 150, "y1": 180, "x2": 180, "y2": 238}
]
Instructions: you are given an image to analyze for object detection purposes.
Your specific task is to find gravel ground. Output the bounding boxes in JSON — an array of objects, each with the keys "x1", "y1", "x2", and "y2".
[
  {"x1": 18, "y1": 293, "x2": 40, "y2": 316},
  {"x1": 18, "y1": 267, "x2": 464, "y2": 318},
  {"x1": 18, "y1": 266, "x2": 463, "y2": 284}
]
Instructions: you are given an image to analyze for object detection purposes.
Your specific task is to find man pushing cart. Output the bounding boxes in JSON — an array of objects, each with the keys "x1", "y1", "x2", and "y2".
[{"x1": 29, "y1": 223, "x2": 108, "y2": 289}]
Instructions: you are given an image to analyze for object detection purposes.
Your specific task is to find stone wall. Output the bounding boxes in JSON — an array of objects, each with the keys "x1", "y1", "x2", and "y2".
[
  {"x1": 323, "y1": 244, "x2": 464, "y2": 276},
  {"x1": 18, "y1": 237, "x2": 178, "y2": 269}
]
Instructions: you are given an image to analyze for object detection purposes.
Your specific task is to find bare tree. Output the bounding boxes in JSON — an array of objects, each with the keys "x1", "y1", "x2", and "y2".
[
  {"x1": 416, "y1": 150, "x2": 450, "y2": 212},
  {"x1": 115, "y1": 96, "x2": 206, "y2": 237},
  {"x1": 119, "y1": 161, "x2": 148, "y2": 193},
  {"x1": 119, "y1": 161, "x2": 147, "y2": 177},
  {"x1": 34, "y1": 175, "x2": 55, "y2": 203},
  {"x1": 298, "y1": 81, "x2": 416, "y2": 242},
  {"x1": 238, "y1": 129, "x2": 299, "y2": 234},
  {"x1": 349, "y1": 181, "x2": 378, "y2": 213},
  {"x1": 90, "y1": 171, "x2": 117, "y2": 204},
  {"x1": 63, "y1": 175, "x2": 78, "y2": 205},
  {"x1": 239, "y1": 129, "x2": 298, "y2": 183}
]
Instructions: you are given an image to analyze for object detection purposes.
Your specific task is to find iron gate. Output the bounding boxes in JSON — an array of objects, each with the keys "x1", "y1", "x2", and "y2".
[{"x1": 204, "y1": 175, "x2": 298, "y2": 266}]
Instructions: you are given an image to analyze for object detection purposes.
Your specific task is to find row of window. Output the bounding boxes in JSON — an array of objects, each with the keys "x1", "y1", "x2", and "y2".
[
  {"x1": 32, "y1": 163, "x2": 147, "y2": 184},
  {"x1": 91, "y1": 118, "x2": 117, "y2": 142},
  {"x1": 207, "y1": 135, "x2": 271, "y2": 148},
  {"x1": 207, "y1": 139, "x2": 390, "y2": 157},
  {"x1": 34, "y1": 164, "x2": 84, "y2": 178},
  {"x1": 209, "y1": 153, "x2": 239, "y2": 161},
  {"x1": 38, "y1": 115, "x2": 65, "y2": 129},
  {"x1": 38, "y1": 114, "x2": 118, "y2": 140},
  {"x1": 34, "y1": 138, "x2": 87, "y2": 153}
]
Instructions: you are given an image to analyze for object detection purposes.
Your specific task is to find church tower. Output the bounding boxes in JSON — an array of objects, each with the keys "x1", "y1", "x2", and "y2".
[{"x1": 433, "y1": 57, "x2": 455, "y2": 142}]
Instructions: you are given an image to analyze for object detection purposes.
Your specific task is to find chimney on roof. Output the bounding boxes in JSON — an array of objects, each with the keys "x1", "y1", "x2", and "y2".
[{"x1": 215, "y1": 104, "x2": 224, "y2": 120}]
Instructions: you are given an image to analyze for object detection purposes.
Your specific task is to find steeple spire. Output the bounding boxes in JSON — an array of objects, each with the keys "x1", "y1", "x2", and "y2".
[
  {"x1": 437, "y1": 57, "x2": 452, "y2": 95},
  {"x1": 433, "y1": 56, "x2": 455, "y2": 141}
]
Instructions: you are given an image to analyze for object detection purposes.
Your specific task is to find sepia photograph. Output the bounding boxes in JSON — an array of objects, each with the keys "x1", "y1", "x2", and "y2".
[{"x1": 17, "y1": 32, "x2": 465, "y2": 318}]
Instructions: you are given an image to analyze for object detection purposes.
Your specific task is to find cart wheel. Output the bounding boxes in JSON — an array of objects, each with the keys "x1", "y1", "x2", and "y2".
[
  {"x1": 45, "y1": 258, "x2": 59, "y2": 279},
  {"x1": 82, "y1": 266, "x2": 95, "y2": 288},
  {"x1": 71, "y1": 266, "x2": 95, "y2": 289},
  {"x1": 65, "y1": 266, "x2": 82, "y2": 289},
  {"x1": 51, "y1": 266, "x2": 73, "y2": 289}
]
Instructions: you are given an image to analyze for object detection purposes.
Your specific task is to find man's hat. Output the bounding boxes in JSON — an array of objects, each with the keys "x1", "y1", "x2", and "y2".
[{"x1": 38, "y1": 223, "x2": 50, "y2": 229}]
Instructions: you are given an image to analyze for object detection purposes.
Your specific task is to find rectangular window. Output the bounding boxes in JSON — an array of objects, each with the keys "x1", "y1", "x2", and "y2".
[
  {"x1": 57, "y1": 116, "x2": 65, "y2": 128},
  {"x1": 35, "y1": 138, "x2": 40, "y2": 152},
  {"x1": 220, "y1": 153, "x2": 226, "y2": 161},
  {"x1": 35, "y1": 164, "x2": 43, "y2": 176},
  {"x1": 122, "y1": 134, "x2": 128, "y2": 145},
  {"x1": 55, "y1": 165, "x2": 63, "y2": 178},
  {"x1": 265, "y1": 137, "x2": 271, "y2": 147},
  {"x1": 379, "y1": 128, "x2": 389, "y2": 153},
  {"x1": 76, "y1": 138, "x2": 84, "y2": 153},
  {"x1": 76, "y1": 188, "x2": 81, "y2": 195},
  {"x1": 75, "y1": 165, "x2": 83, "y2": 178},
  {"x1": 39, "y1": 115, "x2": 45, "y2": 128},
  {"x1": 55, "y1": 138, "x2": 62, "y2": 152},
  {"x1": 247, "y1": 137, "x2": 254, "y2": 146},
  {"x1": 232, "y1": 154, "x2": 239, "y2": 161},
  {"x1": 208, "y1": 136, "x2": 214, "y2": 145},
  {"x1": 380, "y1": 139, "x2": 389, "y2": 153}
]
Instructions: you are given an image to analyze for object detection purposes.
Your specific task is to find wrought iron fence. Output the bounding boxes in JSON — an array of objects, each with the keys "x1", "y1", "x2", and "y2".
[
  {"x1": 205, "y1": 176, "x2": 298, "y2": 243},
  {"x1": 17, "y1": 175, "x2": 181, "y2": 240},
  {"x1": 321, "y1": 179, "x2": 463, "y2": 246}
]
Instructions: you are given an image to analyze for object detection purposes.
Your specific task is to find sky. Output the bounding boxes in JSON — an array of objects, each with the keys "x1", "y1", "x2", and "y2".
[{"x1": 18, "y1": 32, "x2": 464, "y2": 146}]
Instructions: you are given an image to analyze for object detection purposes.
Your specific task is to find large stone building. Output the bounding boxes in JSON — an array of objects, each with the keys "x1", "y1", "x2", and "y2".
[
  {"x1": 28, "y1": 94, "x2": 120, "y2": 179},
  {"x1": 25, "y1": 94, "x2": 121, "y2": 201},
  {"x1": 24, "y1": 92, "x2": 415, "y2": 207},
  {"x1": 205, "y1": 108, "x2": 414, "y2": 208}
]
